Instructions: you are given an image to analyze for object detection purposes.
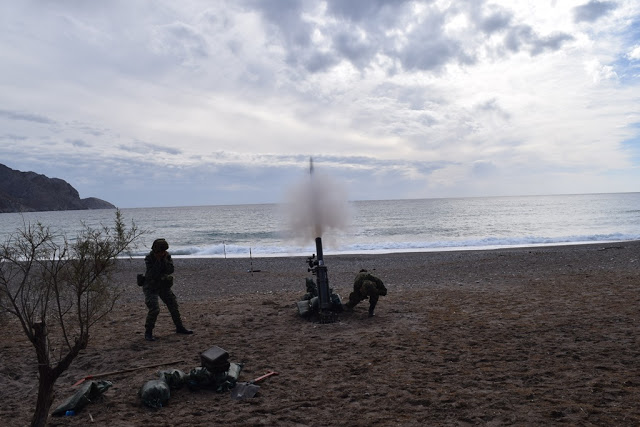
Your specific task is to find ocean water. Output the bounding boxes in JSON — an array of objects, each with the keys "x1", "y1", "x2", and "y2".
[{"x1": 1, "y1": 193, "x2": 639, "y2": 258}]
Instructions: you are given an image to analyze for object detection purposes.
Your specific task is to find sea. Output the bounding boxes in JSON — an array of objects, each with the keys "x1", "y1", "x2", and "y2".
[{"x1": 1, "y1": 193, "x2": 639, "y2": 258}]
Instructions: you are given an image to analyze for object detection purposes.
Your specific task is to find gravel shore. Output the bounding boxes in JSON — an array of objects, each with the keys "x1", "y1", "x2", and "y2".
[{"x1": 1, "y1": 241, "x2": 639, "y2": 426}]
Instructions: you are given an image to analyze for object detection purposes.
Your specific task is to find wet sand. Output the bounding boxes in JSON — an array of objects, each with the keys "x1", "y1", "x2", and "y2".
[{"x1": 1, "y1": 242, "x2": 639, "y2": 426}]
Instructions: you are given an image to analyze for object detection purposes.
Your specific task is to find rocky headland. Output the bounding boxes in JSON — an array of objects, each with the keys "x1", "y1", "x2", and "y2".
[{"x1": 0, "y1": 163, "x2": 115, "y2": 213}]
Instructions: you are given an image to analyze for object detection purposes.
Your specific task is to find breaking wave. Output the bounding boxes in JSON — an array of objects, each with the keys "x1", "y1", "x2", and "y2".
[{"x1": 131, "y1": 232, "x2": 640, "y2": 258}]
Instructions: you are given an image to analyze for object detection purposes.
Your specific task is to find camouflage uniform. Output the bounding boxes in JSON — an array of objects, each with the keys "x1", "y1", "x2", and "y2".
[
  {"x1": 143, "y1": 239, "x2": 191, "y2": 341},
  {"x1": 345, "y1": 270, "x2": 387, "y2": 316}
]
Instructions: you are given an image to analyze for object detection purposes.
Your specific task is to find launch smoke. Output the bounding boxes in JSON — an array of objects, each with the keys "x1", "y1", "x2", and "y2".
[{"x1": 282, "y1": 161, "x2": 351, "y2": 245}]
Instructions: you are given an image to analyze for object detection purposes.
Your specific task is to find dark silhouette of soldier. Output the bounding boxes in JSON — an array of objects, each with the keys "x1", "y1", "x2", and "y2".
[
  {"x1": 143, "y1": 238, "x2": 192, "y2": 341},
  {"x1": 345, "y1": 269, "x2": 387, "y2": 317}
]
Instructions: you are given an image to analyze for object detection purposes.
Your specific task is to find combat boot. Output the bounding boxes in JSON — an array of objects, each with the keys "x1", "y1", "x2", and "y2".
[
  {"x1": 145, "y1": 328, "x2": 156, "y2": 341},
  {"x1": 176, "y1": 325, "x2": 193, "y2": 335},
  {"x1": 368, "y1": 301, "x2": 377, "y2": 317}
]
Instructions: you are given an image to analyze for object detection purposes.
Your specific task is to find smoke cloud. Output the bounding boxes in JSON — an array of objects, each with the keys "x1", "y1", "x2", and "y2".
[{"x1": 282, "y1": 161, "x2": 352, "y2": 245}]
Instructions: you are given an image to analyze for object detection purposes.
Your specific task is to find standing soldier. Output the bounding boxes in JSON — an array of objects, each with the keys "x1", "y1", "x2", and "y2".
[
  {"x1": 345, "y1": 269, "x2": 387, "y2": 317},
  {"x1": 143, "y1": 238, "x2": 193, "y2": 341}
]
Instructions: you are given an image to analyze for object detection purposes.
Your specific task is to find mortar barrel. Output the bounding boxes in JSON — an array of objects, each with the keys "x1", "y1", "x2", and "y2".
[{"x1": 315, "y1": 237, "x2": 324, "y2": 263}]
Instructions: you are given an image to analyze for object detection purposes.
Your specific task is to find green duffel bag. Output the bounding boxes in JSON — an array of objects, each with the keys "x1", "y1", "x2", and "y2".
[{"x1": 140, "y1": 379, "x2": 170, "y2": 408}]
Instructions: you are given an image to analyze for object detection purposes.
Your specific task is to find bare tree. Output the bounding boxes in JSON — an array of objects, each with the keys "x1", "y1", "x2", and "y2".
[{"x1": 0, "y1": 210, "x2": 144, "y2": 427}]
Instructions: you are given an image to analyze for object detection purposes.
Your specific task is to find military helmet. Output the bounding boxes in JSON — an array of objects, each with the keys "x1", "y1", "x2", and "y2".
[{"x1": 152, "y1": 238, "x2": 169, "y2": 252}]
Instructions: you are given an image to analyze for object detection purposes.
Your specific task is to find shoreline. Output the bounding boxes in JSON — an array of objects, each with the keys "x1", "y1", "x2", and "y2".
[
  {"x1": 138, "y1": 239, "x2": 640, "y2": 258},
  {"x1": 153, "y1": 238, "x2": 640, "y2": 259}
]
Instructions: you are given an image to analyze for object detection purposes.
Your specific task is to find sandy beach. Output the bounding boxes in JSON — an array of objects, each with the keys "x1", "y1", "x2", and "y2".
[{"x1": 1, "y1": 241, "x2": 639, "y2": 426}]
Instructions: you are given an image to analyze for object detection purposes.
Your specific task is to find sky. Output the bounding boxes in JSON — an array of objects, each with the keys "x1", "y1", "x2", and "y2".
[{"x1": 1, "y1": 0, "x2": 639, "y2": 208}]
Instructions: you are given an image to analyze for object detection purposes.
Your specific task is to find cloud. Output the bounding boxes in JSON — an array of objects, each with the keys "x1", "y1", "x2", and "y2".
[
  {"x1": 504, "y1": 25, "x2": 573, "y2": 56},
  {"x1": 585, "y1": 58, "x2": 619, "y2": 82},
  {"x1": 151, "y1": 21, "x2": 209, "y2": 67},
  {"x1": 332, "y1": 27, "x2": 377, "y2": 69},
  {"x1": 477, "y1": 8, "x2": 513, "y2": 34},
  {"x1": 529, "y1": 32, "x2": 575, "y2": 56},
  {"x1": 67, "y1": 139, "x2": 91, "y2": 148},
  {"x1": 325, "y1": 0, "x2": 413, "y2": 23},
  {"x1": 573, "y1": 1, "x2": 618, "y2": 23},
  {"x1": 0, "y1": 134, "x2": 28, "y2": 141},
  {"x1": 399, "y1": 12, "x2": 476, "y2": 72},
  {"x1": 248, "y1": 0, "x2": 323, "y2": 71},
  {"x1": 117, "y1": 142, "x2": 183, "y2": 156},
  {"x1": 472, "y1": 160, "x2": 498, "y2": 177},
  {"x1": 0, "y1": 109, "x2": 56, "y2": 125}
]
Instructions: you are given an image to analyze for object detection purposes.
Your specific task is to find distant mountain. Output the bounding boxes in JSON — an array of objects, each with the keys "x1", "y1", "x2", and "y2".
[{"x1": 0, "y1": 163, "x2": 116, "y2": 213}]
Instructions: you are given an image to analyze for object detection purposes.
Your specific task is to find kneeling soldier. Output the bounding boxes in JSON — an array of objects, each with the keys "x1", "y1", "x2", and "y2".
[{"x1": 345, "y1": 269, "x2": 387, "y2": 317}]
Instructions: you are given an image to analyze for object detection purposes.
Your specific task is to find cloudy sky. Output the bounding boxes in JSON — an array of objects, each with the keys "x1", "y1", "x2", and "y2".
[{"x1": 1, "y1": 0, "x2": 639, "y2": 208}]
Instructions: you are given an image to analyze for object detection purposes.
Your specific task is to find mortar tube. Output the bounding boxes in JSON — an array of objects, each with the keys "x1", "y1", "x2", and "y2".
[
  {"x1": 315, "y1": 237, "x2": 324, "y2": 264},
  {"x1": 315, "y1": 237, "x2": 331, "y2": 310}
]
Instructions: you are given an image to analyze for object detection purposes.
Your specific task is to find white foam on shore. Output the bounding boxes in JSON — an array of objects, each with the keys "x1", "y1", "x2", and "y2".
[{"x1": 136, "y1": 233, "x2": 640, "y2": 258}]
